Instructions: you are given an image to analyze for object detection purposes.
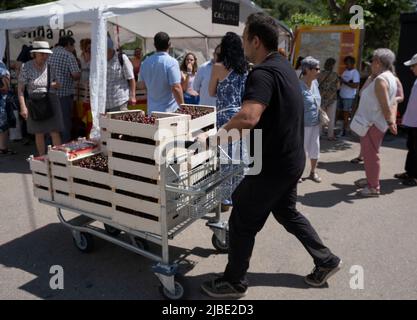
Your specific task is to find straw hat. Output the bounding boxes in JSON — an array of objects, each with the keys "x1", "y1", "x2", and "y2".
[{"x1": 30, "y1": 41, "x2": 53, "y2": 54}]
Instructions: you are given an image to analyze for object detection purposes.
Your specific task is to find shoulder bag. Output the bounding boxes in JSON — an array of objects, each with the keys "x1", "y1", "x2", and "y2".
[{"x1": 27, "y1": 64, "x2": 54, "y2": 121}]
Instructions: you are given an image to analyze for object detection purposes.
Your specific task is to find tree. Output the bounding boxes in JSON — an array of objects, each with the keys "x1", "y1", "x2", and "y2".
[
  {"x1": 255, "y1": 0, "x2": 416, "y2": 55},
  {"x1": 285, "y1": 13, "x2": 331, "y2": 29}
]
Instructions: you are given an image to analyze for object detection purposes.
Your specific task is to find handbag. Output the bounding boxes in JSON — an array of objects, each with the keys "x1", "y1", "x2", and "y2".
[
  {"x1": 319, "y1": 108, "x2": 330, "y2": 126},
  {"x1": 312, "y1": 91, "x2": 330, "y2": 126},
  {"x1": 27, "y1": 64, "x2": 54, "y2": 121}
]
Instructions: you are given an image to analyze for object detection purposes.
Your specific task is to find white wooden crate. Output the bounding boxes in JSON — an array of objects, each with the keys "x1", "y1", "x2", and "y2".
[
  {"x1": 29, "y1": 155, "x2": 53, "y2": 201},
  {"x1": 106, "y1": 134, "x2": 188, "y2": 164},
  {"x1": 99, "y1": 111, "x2": 189, "y2": 141},
  {"x1": 49, "y1": 152, "x2": 114, "y2": 220},
  {"x1": 112, "y1": 204, "x2": 187, "y2": 236},
  {"x1": 53, "y1": 191, "x2": 113, "y2": 219},
  {"x1": 176, "y1": 104, "x2": 216, "y2": 139},
  {"x1": 48, "y1": 138, "x2": 99, "y2": 164}
]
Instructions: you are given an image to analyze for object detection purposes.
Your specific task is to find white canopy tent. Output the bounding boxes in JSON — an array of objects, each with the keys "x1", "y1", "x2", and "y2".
[{"x1": 0, "y1": 0, "x2": 292, "y2": 137}]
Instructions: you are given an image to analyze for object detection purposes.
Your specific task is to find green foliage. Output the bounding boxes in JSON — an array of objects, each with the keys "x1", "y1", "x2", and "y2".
[
  {"x1": 285, "y1": 13, "x2": 331, "y2": 29},
  {"x1": 255, "y1": 0, "x2": 416, "y2": 56}
]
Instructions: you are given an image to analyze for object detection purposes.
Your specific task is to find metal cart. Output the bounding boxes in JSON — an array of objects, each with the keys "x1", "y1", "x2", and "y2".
[{"x1": 39, "y1": 144, "x2": 245, "y2": 300}]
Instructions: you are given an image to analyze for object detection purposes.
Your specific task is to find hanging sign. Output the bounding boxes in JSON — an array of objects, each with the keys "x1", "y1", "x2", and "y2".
[{"x1": 212, "y1": 0, "x2": 240, "y2": 26}]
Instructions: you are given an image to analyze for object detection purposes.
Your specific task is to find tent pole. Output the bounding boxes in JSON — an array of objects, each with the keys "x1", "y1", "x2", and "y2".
[
  {"x1": 205, "y1": 37, "x2": 209, "y2": 60},
  {"x1": 5, "y1": 30, "x2": 10, "y2": 67}
]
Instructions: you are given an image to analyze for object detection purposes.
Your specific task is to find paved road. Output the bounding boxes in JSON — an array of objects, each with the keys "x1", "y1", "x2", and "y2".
[{"x1": 1, "y1": 132, "x2": 417, "y2": 300}]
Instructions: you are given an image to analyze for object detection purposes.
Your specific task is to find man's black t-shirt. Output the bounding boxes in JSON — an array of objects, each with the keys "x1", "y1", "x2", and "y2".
[{"x1": 243, "y1": 53, "x2": 305, "y2": 178}]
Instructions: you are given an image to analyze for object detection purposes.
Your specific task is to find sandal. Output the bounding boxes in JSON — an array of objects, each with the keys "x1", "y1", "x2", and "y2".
[
  {"x1": 350, "y1": 157, "x2": 364, "y2": 164},
  {"x1": 402, "y1": 178, "x2": 417, "y2": 186},
  {"x1": 394, "y1": 172, "x2": 409, "y2": 180},
  {"x1": 0, "y1": 148, "x2": 17, "y2": 155}
]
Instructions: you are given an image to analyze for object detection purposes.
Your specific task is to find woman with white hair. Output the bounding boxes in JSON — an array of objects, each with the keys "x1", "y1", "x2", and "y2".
[
  {"x1": 352, "y1": 48, "x2": 398, "y2": 197},
  {"x1": 300, "y1": 56, "x2": 322, "y2": 183},
  {"x1": 18, "y1": 41, "x2": 64, "y2": 156}
]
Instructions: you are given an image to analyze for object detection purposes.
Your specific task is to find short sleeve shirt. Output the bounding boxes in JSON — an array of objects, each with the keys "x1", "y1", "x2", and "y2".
[
  {"x1": 106, "y1": 53, "x2": 135, "y2": 110},
  {"x1": 18, "y1": 60, "x2": 58, "y2": 95},
  {"x1": 139, "y1": 52, "x2": 181, "y2": 113},
  {"x1": 242, "y1": 53, "x2": 305, "y2": 177},
  {"x1": 339, "y1": 69, "x2": 360, "y2": 99},
  {"x1": 48, "y1": 46, "x2": 80, "y2": 97}
]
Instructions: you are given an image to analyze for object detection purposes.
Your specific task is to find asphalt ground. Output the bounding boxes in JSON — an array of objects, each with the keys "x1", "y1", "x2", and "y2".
[{"x1": 1, "y1": 131, "x2": 416, "y2": 300}]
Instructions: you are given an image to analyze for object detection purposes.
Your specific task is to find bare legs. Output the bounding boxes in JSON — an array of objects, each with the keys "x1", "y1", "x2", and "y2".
[{"x1": 35, "y1": 131, "x2": 61, "y2": 156}]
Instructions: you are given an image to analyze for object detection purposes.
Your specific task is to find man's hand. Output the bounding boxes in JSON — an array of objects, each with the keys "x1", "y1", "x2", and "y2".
[
  {"x1": 20, "y1": 106, "x2": 28, "y2": 120},
  {"x1": 128, "y1": 97, "x2": 137, "y2": 106},
  {"x1": 51, "y1": 81, "x2": 61, "y2": 89}
]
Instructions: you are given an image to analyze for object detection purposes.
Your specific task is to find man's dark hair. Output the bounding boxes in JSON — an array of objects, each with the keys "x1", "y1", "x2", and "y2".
[
  {"x1": 245, "y1": 13, "x2": 279, "y2": 52},
  {"x1": 344, "y1": 56, "x2": 356, "y2": 65},
  {"x1": 154, "y1": 32, "x2": 170, "y2": 51},
  {"x1": 58, "y1": 36, "x2": 75, "y2": 48}
]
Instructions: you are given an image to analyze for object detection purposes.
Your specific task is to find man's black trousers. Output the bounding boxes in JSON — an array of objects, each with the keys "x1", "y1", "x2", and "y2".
[{"x1": 223, "y1": 174, "x2": 340, "y2": 284}]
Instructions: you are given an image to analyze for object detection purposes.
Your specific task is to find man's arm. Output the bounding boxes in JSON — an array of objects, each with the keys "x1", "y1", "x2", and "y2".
[
  {"x1": 196, "y1": 100, "x2": 266, "y2": 147},
  {"x1": 221, "y1": 100, "x2": 266, "y2": 134},
  {"x1": 342, "y1": 81, "x2": 359, "y2": 89},
  {"x1": 71, "y1": 72, "x2": 81, "y2": 81},
  {"x1": 172, "y1": 83, "x2": 184, "y2": 106},
  {"x1": 128, "y1": 78, "x2": 137, "y2": 105},
  {"x1": 193, "y1": 68, "x2": 203, "y2": 94}
]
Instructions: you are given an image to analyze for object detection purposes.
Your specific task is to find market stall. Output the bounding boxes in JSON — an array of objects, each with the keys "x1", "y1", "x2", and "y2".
[
  {"x1": 0, "y1": 0, "x2": 291, "y2": 299},
  {"x1": 0, "y1": 0, "x2": 292, "y2": 138}
]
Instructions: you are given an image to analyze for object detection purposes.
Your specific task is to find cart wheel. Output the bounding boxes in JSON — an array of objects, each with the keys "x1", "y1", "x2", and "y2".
[
  {"x1": 73, "y1": 232, "x2": 94, "y2": 253},
  {"x1": 134, "y1": 237, "x2": 149, "y2": 251},
  {"x1": 211, "y1": 232, "x2": 229, "y2": 253},
  {"x1": 104, "y1": 224, "x2": 121, "y2": 237},
  {"x1": 159, "y1": 281, "x2": 184, "y2": 300}
]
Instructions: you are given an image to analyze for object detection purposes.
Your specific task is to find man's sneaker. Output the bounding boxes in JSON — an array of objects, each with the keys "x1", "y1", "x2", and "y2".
[
  {"x1": 201, "y1": 277, "x2": 248, "y2": 298},
  {"x1": 304, "y1": 260, "x2": 343, "y2": 287},
  {"x1": 354, "y1": 178, "x2": 368, "y2": 188},
  {"x1": 357, "y1": 186, "x2": 380, "y2": 197}
]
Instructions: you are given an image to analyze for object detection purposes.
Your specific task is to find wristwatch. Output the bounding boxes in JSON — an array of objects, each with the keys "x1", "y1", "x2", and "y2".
[{"x1": 386, "y1": 120, "x2": 394, "y2": 125}]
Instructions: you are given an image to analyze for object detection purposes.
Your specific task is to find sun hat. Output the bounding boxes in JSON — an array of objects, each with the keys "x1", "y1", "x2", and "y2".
[
  {"x1": 30, "y1": 41, "x2": 53, "y2": 54},
  {"x1": 404, "y1": 53, "x2": 417, "y2": 67}
]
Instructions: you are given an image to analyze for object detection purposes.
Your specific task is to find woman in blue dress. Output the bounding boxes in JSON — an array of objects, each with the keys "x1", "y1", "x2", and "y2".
[{"x1": 209, "y1": 32, "x2": 248, "y2": 209}]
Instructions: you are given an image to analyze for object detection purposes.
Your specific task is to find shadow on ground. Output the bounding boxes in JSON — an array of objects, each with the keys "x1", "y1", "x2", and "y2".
[
  {"x1": 0, "y1": 141, "x2": 35, "y2": 174},
  {"x1": 0, "y1": 221, "x2": 314, "y2": 300},
  {"x1": 298, "y1": 179, "x2": 411, "y2": 208}
]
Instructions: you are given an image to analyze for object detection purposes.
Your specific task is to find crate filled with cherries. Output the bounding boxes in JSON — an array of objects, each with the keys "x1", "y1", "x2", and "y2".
[{"x1": 175, "y1": 104, "x2": 216, "y2": 139}]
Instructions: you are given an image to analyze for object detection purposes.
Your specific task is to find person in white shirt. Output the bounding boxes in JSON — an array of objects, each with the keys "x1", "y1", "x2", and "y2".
[
  {"x1": 193, "y1": 45, "x2": 220, "y2": 106},
  {"x1": 338, "y1": 56, "x2": 360, "y2": 136}
]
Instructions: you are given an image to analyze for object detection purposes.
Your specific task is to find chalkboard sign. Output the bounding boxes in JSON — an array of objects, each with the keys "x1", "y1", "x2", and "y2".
[{"x1": 212, "y1": 0, "x2": 240, "y2": 26}]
